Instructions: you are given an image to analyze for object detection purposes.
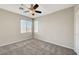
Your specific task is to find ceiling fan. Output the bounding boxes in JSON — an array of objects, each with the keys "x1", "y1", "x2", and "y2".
[{"x1": 19, "y1": 4, "x2": 42, "y2": 16}]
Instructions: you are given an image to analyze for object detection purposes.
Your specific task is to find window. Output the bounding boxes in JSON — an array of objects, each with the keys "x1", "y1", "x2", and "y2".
[
  {"x1": 21, "y1": 20, "x2": 32, "y2": 33},
  {"x1": 26, "y1": 21, "x2": 32, "y2": 32},
  {"x1": 34, "y1": 20, "x2": 38, "y2": 32}
]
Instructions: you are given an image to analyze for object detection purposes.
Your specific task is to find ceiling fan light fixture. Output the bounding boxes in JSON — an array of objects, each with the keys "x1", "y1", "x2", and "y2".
[
  {"x1": 19, "y1": 4, "x2": 42, "y2": 16},
  {"x1": 29, "y1": 9, "x2": 35, "y2": 15},
  {"x1": 29, "y1": 10, "x2": 33, "y2": 13}
]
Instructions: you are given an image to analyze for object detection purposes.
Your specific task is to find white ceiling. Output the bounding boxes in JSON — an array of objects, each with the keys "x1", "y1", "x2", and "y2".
[{"x1": 0, "y1": 4, "x2": 74, "y2": 18}]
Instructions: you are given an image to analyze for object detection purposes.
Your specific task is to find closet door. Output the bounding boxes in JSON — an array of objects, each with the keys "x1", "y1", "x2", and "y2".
[{"x1": 75, "y1": 5, "x2": 79, "y2": 55}]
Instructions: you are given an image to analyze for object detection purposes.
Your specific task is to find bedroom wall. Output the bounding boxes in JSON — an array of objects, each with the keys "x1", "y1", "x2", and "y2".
[
  {"x1": 35, "y1": 7, "x2": 74, "y2": 49},
  {"x1": 0, "y1": 9, "x2": 32, "y2": 46}
]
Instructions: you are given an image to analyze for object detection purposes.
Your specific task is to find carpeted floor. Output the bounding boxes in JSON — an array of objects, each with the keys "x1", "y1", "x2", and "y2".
[{"x1": 0, "y1": 39, "x2": 77, "y2": 55}]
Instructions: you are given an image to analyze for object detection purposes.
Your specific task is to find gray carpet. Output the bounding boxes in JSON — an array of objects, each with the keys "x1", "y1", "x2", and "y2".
[{"x1": 0, "y1": 39, "x2": 77, "y2": 55}]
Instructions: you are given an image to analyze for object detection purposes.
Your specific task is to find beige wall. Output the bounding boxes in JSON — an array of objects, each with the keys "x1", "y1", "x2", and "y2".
[
  {"x1": 35, "y1": 7, "x2": 74, "y2": 49},
  {"x1": 0, "y1": 9, "x2": 32, "y2": 46}
]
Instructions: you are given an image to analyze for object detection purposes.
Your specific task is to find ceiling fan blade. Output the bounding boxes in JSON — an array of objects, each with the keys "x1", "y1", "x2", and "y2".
[
  {"x1": 31, "y1": 4, "x2": 33, "y2": 8},
  {"x1": 24, "y1": 11, "x2": 29, "y2": 13},
  {"x1": 19, "y1": 7, "x2": 24, "y2": 10},
  {"x1": 35, "y1": 10, "x2": 42, "y2": 13},
  {"x1": 33, "y1": 4, "x2": 39, "y2": 9}
]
